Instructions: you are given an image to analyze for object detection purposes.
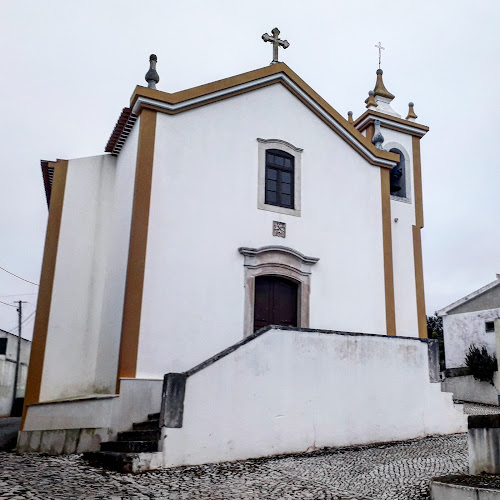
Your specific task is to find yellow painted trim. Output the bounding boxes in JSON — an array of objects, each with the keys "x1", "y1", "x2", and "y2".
[
  {"x1": 412, "y1": 137, "x2": 424, "y2": 228},
  {"x1": 412, "y1": 136, "x2": 427, "y2": 337},
  {"x1": 21, "y1": 160, "x2": 69, "y2": 429},
  {"x1": 129, "y1": 63, "x2": 399, "y2": 168},
  {"x1": 353, "y1": 110, "x2": 429, "y2": 134},
  {"x1": 413, "y1": 225, "x2": 427, "y2": 338},
  {"x1": 116, "y1": 109, "x2": 157, "y2": 389},
  {"x1": 381, "y1": 168, "x2": 396, "y2": 335}
]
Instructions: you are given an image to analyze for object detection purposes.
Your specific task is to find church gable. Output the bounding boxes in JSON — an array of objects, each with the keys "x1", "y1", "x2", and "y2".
[{"x1": 109, "y1": 63, "x2": 398, "y2": 169}]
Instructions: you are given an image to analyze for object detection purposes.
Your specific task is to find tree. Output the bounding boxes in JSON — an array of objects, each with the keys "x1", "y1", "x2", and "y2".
[
  {"x1": 465, "y1": 344, "x2": 497, "y2": 385},
  {"x1": 427, "y1": 315, "x2": 445, "y2": 370}
]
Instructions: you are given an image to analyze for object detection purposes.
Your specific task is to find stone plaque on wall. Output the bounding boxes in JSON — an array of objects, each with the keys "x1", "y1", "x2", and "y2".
[{"x1": 273, "y1": 221, "x2": 286, "y2": 238}]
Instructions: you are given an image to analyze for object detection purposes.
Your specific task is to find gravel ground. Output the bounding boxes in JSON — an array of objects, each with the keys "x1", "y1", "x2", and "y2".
[{"x1": 0, "y1": 434, "x2": 469, "y2": 500}]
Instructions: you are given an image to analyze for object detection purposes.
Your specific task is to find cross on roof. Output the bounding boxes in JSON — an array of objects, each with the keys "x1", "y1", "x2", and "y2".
[
  {"x1": 262, "y1": 27, "x2": 290, "y2": 65},
  {"x1": 375, "y1": 41, "x2": 385, "y2": 69}
]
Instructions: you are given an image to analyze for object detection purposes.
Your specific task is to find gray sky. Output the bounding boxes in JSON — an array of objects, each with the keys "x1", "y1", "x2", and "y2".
[{"x1": 1, "y1": 0, "x2": 499, "y2": 339}]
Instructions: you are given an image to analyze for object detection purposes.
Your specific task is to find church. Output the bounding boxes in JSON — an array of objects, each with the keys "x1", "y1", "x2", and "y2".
[{"x1": 18, "y1": 32, "x2": 466, "y2": 470}]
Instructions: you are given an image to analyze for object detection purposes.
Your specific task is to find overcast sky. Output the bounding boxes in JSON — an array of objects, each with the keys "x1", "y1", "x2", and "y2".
[{"x1": 1, "y1": 0, "x2": 499, "y2": 339}]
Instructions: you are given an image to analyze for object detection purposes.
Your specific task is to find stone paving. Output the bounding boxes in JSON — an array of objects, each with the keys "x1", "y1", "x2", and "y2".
[{"x1": 0, "y1": 433, "x2": 469, "y2": 500}]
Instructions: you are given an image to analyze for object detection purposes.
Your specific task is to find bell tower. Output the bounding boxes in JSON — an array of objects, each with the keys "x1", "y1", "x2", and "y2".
[{"x1": 353, "y1": 68, "x2": 429, "y2": 338}]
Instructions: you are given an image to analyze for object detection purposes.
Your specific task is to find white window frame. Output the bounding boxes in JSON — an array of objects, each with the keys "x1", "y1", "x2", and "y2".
[{"x1": 257, "y1": 138, "x2": 303, "y2": 217}]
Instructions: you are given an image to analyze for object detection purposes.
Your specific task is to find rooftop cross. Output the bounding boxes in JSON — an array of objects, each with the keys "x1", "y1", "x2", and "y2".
[
  {"x1": 262, "y1": 27, "x2": 290, "y2": 65},
  {"x1": 375, "y1": 41, "x2": 385, "y2": 69}
]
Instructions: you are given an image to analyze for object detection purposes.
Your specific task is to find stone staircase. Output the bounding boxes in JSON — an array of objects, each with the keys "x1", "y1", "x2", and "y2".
[{"x1": 83, "y1": 412, "x2": 162, "y2": 473}]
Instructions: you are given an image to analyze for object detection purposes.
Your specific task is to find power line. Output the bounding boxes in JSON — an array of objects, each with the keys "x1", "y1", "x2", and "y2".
[
  {"x1": 6, "y1": 310, "x2": 36, "y2": 333},
  {"x1": 0, "y1": 299, "x2": 17, "y2": 308},
  {"x1": 0, "y1": 266, "x2": 39, "y2": 286},
  {"x1": 0, "y1": 292, "x2": 38, "y2": 298}
]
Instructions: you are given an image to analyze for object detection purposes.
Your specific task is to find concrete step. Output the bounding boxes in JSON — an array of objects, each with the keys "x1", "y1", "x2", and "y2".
[
  {"x1": 148, "y1": 412, "x2": 160, "y2": 421},
  {"x1": 117, "y1": 429, "x2": 160, "y2": 442},
  {"x1": 83, "y1": 451, "x2": 137, "y2": 473},
  {"x1": 83, "y1": 451, "x2": 163, "y2": 473},
  {"x1": 133, "y1": 419, "x2": 160, "y2": 431},
  {"x1": 100, "y1": 440, "x2": 158, "y2": 453}
]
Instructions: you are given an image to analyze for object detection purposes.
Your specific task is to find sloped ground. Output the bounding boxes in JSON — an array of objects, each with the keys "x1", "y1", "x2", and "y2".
[{"x1": 0, "y1": 434, "x2": 468, "y2": 500}]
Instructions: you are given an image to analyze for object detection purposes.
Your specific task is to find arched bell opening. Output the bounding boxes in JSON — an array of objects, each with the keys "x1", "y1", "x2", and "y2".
[{"x1": 389, "y1": 148, "x2": 406, "y2": 198}]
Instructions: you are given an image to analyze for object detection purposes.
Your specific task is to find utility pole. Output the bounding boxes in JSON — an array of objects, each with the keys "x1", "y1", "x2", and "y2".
[{"x1": 11, "y1": 300, "x2": 26, "y2": 417}]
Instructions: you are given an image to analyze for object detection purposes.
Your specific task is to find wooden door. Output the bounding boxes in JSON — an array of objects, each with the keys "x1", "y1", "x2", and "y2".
[{"x1": 254, "y1": 275, "x2": 298, "y2": 332}]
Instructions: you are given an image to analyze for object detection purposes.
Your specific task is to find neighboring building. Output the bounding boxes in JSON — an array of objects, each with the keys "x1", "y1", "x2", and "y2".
[
  {"x1": 437, "y1": 275, "x2": 500, "y2": 369},
  {"x1": 19, "y1": 52, "x2": 465, "y2": 467},
  {"x1": 0, "y1": 329, "x2": 31, "y2": 416}
]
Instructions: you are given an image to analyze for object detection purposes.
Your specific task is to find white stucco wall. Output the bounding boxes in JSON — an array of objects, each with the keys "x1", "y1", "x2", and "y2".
[
  {"x1": 443, "y1": 308, "x2": 500, "y2": 369},
  {"x1": 94, "y1": 120, "x2": 140, "y2": 392},
  {"x1": 40, "y1": 154, "x2": 117, "y2": 401},
  {"x1": 162, "y1": 328, "x2": 466, "y2": 467},
  {"x1": 137, "y1": 84, "x2": 389, "y2": 378},
  {"x1": 383, "y1": 130, "x2": 419, "y2": 338}
]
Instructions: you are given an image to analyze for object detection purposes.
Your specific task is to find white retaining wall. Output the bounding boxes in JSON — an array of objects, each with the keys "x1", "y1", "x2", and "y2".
[{"x1": 162, "y1": 328, "x2": 467, "y2": 468}]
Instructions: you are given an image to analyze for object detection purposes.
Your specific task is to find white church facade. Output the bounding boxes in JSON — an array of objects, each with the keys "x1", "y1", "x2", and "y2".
[{"x1": 19, "y1": 50, "x2": 466, "y2": 469}]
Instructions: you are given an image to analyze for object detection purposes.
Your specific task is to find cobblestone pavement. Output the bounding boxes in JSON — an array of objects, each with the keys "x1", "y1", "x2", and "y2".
[{"x1": 0, "y1": 434, "x2": 468, "y2": 500}]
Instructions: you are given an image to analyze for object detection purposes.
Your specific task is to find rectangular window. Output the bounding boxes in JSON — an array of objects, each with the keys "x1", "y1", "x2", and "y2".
[
  {"x1": 265, "y1": 150, "x2": 294, "y2": 209},
  {"x1": 485, "y1": 321, "x2": 495, "y2": 332},
  {"x1": 0, "y1": 338, "x2": 7, "y2": 355}
]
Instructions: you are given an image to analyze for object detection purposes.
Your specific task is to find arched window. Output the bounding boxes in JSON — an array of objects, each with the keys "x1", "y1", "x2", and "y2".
[
  {"x1": 389, "y1": 148, "x2": 406, "y2": 198},
  {"x1": 265, "y1": 149, "x2": 294, "y2": 208}
]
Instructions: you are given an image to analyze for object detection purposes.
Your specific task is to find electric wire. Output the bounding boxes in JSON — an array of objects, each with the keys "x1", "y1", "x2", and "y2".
[
  {"x1": 0, "y1": 299, "x2": 17, "y2": 308},
  {"x1": 0, "y1": 266, "x2": 39, "y2": 286}
]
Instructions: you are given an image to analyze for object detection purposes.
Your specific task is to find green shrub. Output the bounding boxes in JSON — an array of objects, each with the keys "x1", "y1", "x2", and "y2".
[{"x1": 465, "y1": 344, "x2": 497, "y2": 385}]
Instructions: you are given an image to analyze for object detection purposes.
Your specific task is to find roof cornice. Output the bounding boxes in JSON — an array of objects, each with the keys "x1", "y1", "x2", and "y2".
[
  {"x1": 125, "y1": 63, "x2": 399, "y2": 169},
  {"x1": 354, "y1": 110, "x2": 429, "y2": 137}
]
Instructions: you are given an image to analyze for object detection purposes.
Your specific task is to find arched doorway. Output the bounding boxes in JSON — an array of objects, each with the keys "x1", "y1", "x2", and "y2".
[{"x1": 254, "y1": 275, "x2": 298, "y2": 332}]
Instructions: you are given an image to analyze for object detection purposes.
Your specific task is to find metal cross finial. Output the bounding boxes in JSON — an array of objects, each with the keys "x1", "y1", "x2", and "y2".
[
  {"x1": 375, "y1": 42, "x2": 385, "y2": 69},
  {"x1": 262, "y1": 27, "x2": 290, "y2": 65}
]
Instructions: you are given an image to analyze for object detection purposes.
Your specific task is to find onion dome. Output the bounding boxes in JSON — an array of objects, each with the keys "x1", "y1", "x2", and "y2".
[{"x1": 373, "y1": 69, "x2": 395, "y2": 100}]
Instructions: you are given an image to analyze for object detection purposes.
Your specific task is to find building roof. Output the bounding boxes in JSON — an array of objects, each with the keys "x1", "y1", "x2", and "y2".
[{"x1": 436, "y1": 276, "x2": 500, "y2": 316}]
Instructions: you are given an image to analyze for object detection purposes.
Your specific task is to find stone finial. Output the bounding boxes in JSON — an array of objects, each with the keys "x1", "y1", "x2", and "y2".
[
  {"x1": 365, "y1": 90, "x2": 378, "y2": 109},
  {"x1": 373, "y1": 69, "x2": 395, "y2": 100},
  {"x1": 347, "y1": 111, "x2": 354, "y2": 123},
  {"x1": 145, "y1": 54, "x2": 160, "y2": 89},
  {"x1": 372, "y1": 119, "x2": 384, "y2": 150},
  {"x1": 406, "y1": 102, "x2": 418, "y2": 121}
]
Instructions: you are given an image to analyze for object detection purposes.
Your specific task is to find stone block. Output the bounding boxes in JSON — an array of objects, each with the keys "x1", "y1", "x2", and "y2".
[
  {"x1": 468, "y1": 415, "x2": 500, "y2": 474},
  {"x1": 62, "y1": 429, "x2": 81, "y2": 454},
  {"x1": 76, "y1": 428, "x2": 109, "y2": 453},
  {"x1": 40, "y1": 430, "x2": 66, "y2": 455},
  {"x1": 28, "y1": 430, "x2": 42, "y2": 452},
  {"x1": 16, "y1": 431, "x2": 29, "y2": 452}
]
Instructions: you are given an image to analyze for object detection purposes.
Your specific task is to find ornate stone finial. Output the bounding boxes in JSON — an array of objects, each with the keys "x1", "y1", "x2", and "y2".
[
  {"x1": 372, "y1": 119, "x2": 384, "y2": 150},
  {"x1": 347, "y1": 111, "x2": 354, "y2": 123},
  {"x1": 364, "y1": 90, "x2": 378, "y2": 109},
  {"x1": 262, "y1": 27, "x2": 290, "y2": 65},
  {"x1": 406, "y1": 102, "x2": 418, "y2": 121},
  {"x1": 145, "y1": 54, "x2": 159, "y2": 89},
  {"x1": 373, "y1": 69, "x2": 395, "y2": 100}
]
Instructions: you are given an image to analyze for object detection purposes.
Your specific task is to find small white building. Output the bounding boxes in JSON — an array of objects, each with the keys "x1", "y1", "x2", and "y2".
[
  {"x1": 437, "y1": 275, "x2": 500, "y2": 405},
  {"x1": 0, "y1": 329, "x2": 31, "y2": 417},
  {"x1": 19, "y1": 52, "x2": 466, "y2": 467},
  {"x1": 438, "y1": 275, "x2": 500, "y2": 370}
]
